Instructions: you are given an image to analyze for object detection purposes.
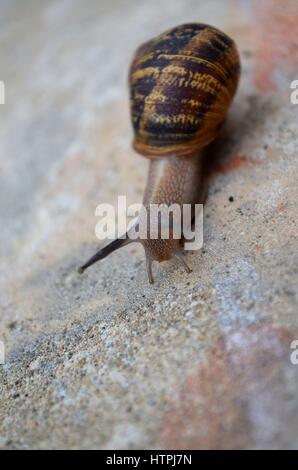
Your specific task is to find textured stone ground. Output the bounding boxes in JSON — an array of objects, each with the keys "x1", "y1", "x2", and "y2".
[{"x1": 0, "y1": 0, "x2": 297, "y2": 449}]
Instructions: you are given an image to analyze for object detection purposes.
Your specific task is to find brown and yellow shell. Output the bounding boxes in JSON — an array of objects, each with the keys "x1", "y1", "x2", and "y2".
[{"x1": 129, "y1": 23, "x2": 240, "y2": 158}]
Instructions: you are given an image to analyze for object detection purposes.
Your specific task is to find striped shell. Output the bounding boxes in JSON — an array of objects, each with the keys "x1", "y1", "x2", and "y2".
[{"x1": 129, "y1": 23, "x2": 240, "y2": 158}]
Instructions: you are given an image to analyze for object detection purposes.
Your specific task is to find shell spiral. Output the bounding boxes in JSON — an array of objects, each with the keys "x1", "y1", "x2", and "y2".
[{"x1": 129, "y1": 23, "x2": 240, "y2": 158}]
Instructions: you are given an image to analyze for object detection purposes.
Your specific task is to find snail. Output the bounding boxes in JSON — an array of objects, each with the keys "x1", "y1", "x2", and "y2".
[{"x1": 79, "y1": 23, "x2": 240, "y2": 283}]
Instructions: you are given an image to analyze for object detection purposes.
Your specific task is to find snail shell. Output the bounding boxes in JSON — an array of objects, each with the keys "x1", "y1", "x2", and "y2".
[{"x1": 130, "y1": 23, "x2": 240, "y2": 158}]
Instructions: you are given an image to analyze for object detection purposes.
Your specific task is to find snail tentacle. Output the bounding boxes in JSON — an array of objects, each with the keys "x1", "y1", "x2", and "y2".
[
  {"x1": 174, "y1": 252, "x2": 192, "y2": 274},
  {"x1": 146, "y1": 256, "x2": 154, "y2": 284},
  {"x1": 78, "y1": 236, "x2": 132, "y2": 274}
]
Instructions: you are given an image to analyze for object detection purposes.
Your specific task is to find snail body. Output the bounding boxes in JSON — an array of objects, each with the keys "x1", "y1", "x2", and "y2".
[
  {"x1": 79, "y1": 23, "x2": 240, "y2": 283},
  {"x1": 139, "y1": 153, "x2": 206, "y2": 282}
]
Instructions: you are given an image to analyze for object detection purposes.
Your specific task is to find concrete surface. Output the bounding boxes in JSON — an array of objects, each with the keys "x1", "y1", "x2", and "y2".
[{"x1": 0, "y1": 0, "x2": 297, "y2": 449}]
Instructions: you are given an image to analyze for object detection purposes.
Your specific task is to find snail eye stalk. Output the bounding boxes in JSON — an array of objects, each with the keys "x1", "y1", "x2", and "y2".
[{"x1": 78, "y1": 236, "x2": 131, "y2": 274}]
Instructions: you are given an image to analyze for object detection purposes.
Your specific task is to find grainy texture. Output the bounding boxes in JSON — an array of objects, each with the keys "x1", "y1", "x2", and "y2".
[{"x1": 0, "y1": 0, "x2": 297, "y2": 450}]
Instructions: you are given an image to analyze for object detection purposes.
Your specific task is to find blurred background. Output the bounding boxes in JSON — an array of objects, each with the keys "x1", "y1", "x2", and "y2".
[{"x1": 0, "y1": 0, "x2": 297, "y2": 449}]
